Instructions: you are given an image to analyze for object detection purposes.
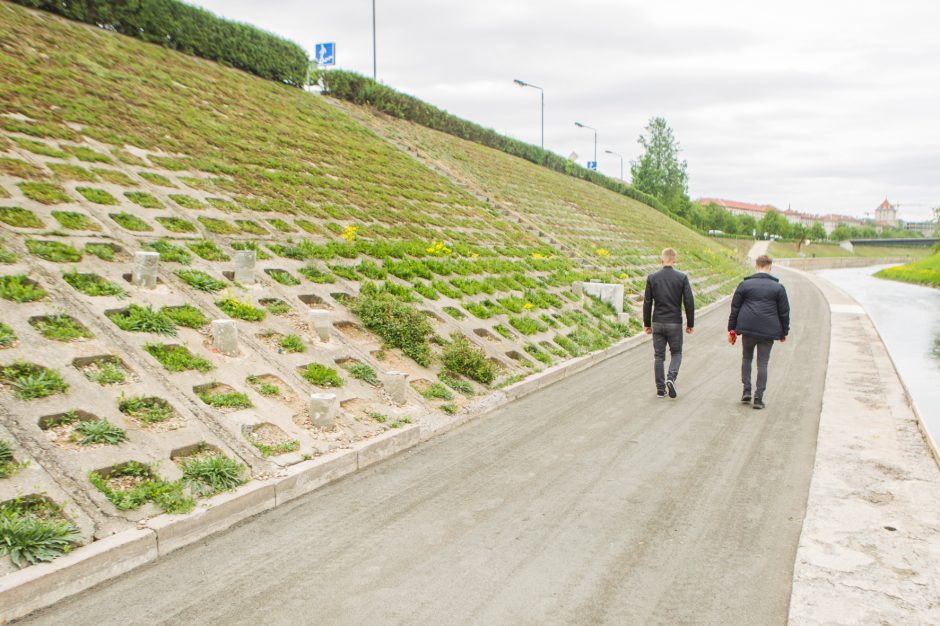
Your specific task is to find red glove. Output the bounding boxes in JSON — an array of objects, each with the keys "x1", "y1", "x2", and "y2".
[{"x1": 728, "y1": 330, "x2": 737, "y2": 346}]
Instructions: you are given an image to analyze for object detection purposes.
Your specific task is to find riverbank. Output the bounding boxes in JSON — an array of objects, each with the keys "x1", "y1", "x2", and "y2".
[
  {"x1": 874, "y1": 253, "x2": 940, "y2": 288},
  {"x1": 786, "y1": 267, "x2": 940, "y2": 625}
]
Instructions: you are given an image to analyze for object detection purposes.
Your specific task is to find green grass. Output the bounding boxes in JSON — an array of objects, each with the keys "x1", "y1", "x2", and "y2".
[
  {"x1": 267, "y1": 218, "x2": 295, "y2": 232},
  {"x1": 0, "y1": 440, "x2": 28, "y2": 479},
  {"x1": 230, "y1": 240, "x2": 270, "y2": 260},
  {"x1": 17, "y1": 182, "x2": 71, "y2": 205},
  {"x1": 438, "y1": 371, "x2": 474, "y2": 396},
  {"x1": 51, "y1": 210, "x2": 101, "y2": 231},
  {"x1": 75, "y1": 187, "x2": 118, "y2": 205},
  {"x1": 1, "y1": 362, "x2": 69, "y2": 399},
  {"x1": 26, "y1": 239, "x2": 82, "y2": 262},
  {"x1": 30, "y1": 313, "x2": 93, "y2": 342},
  {"x1": 0, "y1": 499, "x2": 80, "y2": 567},
  {"x1": 83, "y1": 242, "x2": 119, "y2": 261},
  {"x1": 73, "y1": 418, "x2": 128, "y2": 446},
  {"x1": 48, "y1": 163, "x2": 97, "y2": 181},
  {"x1": 63, "y1": 270, "x2": 127, "y2": 297},
  {"x1": 298, "y1": 266, "x2": 336, "y2": 283},
  {"x1": 170, "y1": 194, "x2": 205, "y2": 210},
  {"x1": 138, "y1": 171, "x2": 175, "y2": 187},
  {"x1": 179, "y1": 453, "x2": 247, "y2": 497},
  {"x1": 261, "y1": 298, "x2": 291, "y2": 314},
  {"x1": 197, "y1": 386, "x2": 253, "y2": 409},
  {"x1": 277, "y1": 334, "x2": 305, "y2": 352},
  {"x1": 175, "y1": 268, "x2": 226, "y2": 291},
  {"x1": 63, "y1": 145, "x2": 112, "y2": 163},
  {"x1": 246, "y1": 433, "x2": 299, "y2": 457},
  {"x1": 235, "y1": 219, "x2": 266, "y2": 235},
  {"x1": 418, "y1": 381, "x2": 453, "y2": 401},
  {"x1": 145, "y1": 239, "x2": 192, "y2": 264},
  {"x1": 83, "y1": 357, "x2": 127, "y2": 385},
  {"x1": 118, "y1": 394, "x2": 173, "y2": 423},
  {"x1": 161, "y1": 304, "x2": 209, "y2": 328},
  {"x1": 509, "y1": 316, "x2": 546, "y2": 336},
  {"x1": 155, "y1": 216, "x2": 197, "y2": 233},
  {"x1": 124, "y1": 191, "x2": 164, "y2": 208},
  {"x1": 246, "y1": 375, "x2": 281, "y2": 396},
  {"x1": 13, "y1": 137, "x2": 69, "y2": 158},
  {"x1": 440, "y1": 403, "x2": 457, "y2": 415},
  {"x1": 109, "y1": 211, "x2": 152, "y2": 231},
  {"x1": 300, "y1": 363, "x2": 343, "y2": 387},
  {"x1": 0, "y1": 157, "x2": 46, "y2": 179},
  {"x1": 197, "y1": 216, "x2": 237, "y2": 234},
  {"x1": 266, "y1": 269, "x2": 300, "y2": 285},
  {"x1": 91, "y1": 168, "x2": 135, "y2": 186},
  {"x1": 875, "y1": 254, "x2": 940, "y2": 288},
  {"x1": 107, "y1": 304, "x2": 177, "y2": 335},
  {"x1": 216, "y1": 297, "x2": 266, "y2": 321},
  {"x1": 348, "y1": 362, "x2": 379, "y2": 386},
  {"x1": 89, "y1": 462, "x2": 193, "y2": 514},
  {"x1": 187, "y1": 239, "x2": 229, "y2": 261},
  {"x1": 0, "y1": 245, "x2": 17, "y2": 264},
  {"x1": 144, "y1": 343, "x2": 214, "y2": 373},
  {"x1": 0, "y1": 322, "x2": 16, "y2": 348},
  {"x1": 0, "y1": 275, "x2": 46, "y2": 302},
  {"x1": 0, "y1": 206, "x2": 44, "y2": 228}
]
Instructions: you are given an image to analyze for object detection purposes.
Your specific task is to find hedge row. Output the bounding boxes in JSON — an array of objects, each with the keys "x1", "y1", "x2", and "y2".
[
  {"x1": 13, "y1": 0, "x2": 308, "y2": 86},
  {"x1": 320, "y1": 70, "x2": 679, "y2": 220}
]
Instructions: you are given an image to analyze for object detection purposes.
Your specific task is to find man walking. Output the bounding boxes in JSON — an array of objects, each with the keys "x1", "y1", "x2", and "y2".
[
  {"x1": 643, "y1": 248, "x2": 695, "y2": 398},
  {"x1": 727, "y1": 254, "x2": 790, "y2": 410}
]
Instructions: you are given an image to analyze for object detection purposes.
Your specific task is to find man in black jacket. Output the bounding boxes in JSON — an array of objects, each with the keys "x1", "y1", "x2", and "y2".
[
  {"x1": 643, "y1": 248, "x2": 695, "y2": 398},
  {"x1": 727, "y1": 254, "x2": 790, "y2": 410}
]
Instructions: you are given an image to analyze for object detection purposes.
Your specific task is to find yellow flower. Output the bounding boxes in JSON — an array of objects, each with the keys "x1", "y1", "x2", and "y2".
[
  {"x1": 532, "y1": 252, "x2": 543, "y2": 260},
  {"x1": 471, "y1": 253, "x2": 480, "y2": 258},
  {"x1": 523, "y1": 302, "x2": 533, "y2": 310},
  {"x1": 340, "y1": 225, "x2": 358, "y2": 242},
  {"x1": 596, "y1": 248, "x2": 610, "y2": 257}
]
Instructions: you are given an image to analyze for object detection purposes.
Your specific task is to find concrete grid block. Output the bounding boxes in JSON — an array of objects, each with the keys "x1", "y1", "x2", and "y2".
[
  {"x1": 233, "y1": 250, "x2": 256, "y2": 284},
  {"x1": 309, "y1": 392, "x2": 337, "y2": 427},
  {"x1": 132, "y1": 251, "x2": 159, "y2": 288},
  {"x1": 383, "y1": 370, "x2": 409, "y2": 404},
  {"x1": 308, "y1": 310, "x2": 331, "y2": 342},
  {"x1": 210, "y1": 319, "x2": 238, "y2": 356}
]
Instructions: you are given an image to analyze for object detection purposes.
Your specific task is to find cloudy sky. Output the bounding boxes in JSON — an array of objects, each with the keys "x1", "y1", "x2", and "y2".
[{"x1": 191, "y1": 0, "x2": 939, "y2": 221}]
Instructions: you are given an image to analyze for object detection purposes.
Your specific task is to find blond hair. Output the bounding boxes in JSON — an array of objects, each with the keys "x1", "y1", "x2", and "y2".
[{"x1": 661, "y1": 248, "x2": 677, "y2": 263}]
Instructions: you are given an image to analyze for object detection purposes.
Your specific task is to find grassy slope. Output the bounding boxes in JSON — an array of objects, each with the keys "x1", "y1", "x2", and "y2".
[
  {"x1": 875, "y1": 253, "x2": 940, "y2": 288},
  {"x1": 338, "y1": 104, "x2": 748, "y2": 306},
  {"x1": 770, "y1": 241, "x2": 930, "y2": 259}
]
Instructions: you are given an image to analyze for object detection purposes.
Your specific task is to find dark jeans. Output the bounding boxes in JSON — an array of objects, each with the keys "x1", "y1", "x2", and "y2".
[
  {"x1": 741, "y1": 335, "x2": 774, "y2": 398},
  {"x1": 652, "y1": 322, "x2": 683, "y2": 391}
]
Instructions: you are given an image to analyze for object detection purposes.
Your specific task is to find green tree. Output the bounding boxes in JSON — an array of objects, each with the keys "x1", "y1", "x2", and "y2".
[
  {"x1": 757, "y1": 210, "x2": 789, "y2": 238},
  {"x1": 630, "y1": 117, "x2": 689, "y2": 210},
  {"x1": 808, "y1": 222, "x2": 826, "y2": 240}
]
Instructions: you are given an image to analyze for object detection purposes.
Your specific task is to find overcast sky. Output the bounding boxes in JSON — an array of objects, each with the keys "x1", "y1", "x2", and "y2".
[{"x1": 190, "y1": 0, "x2": 939, "y2": 221}]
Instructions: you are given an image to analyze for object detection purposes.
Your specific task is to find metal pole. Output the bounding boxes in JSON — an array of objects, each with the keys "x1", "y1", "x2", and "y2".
[
  {"x1": 372, "y1": 0, "x2": 376, "y2": 81},
  {"x1": 540, "y1": 89, "x2": 544, "y2": 150},
  {"x1": 593, "y1": 130, "x2": 597, "y2": 164}
]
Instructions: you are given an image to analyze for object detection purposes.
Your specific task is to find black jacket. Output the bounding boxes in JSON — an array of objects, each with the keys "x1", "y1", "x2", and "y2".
[
  {"x1": 643, "y1": 266, "x2": 695, "y2": 327},
  {"x1": 728, "y1": 273, "x2": 790, "y2": 340}
]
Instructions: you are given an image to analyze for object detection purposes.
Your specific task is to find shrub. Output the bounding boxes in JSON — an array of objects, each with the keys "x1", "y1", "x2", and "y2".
[
  {"x1": 73, "y1": 418, "x2": 127, "y2": 446},
  {"x1": 350, "y1": 291, "x2": 434, "y2": 366},
  {"x1": 143, "y1": 343, "x2": 214, "y2": 373},
  {"x1": 348, "y1": 362, "x2": 379, "y2": 386},
  {"x1": 118, "y1": 395, "x2": 173, "y2": 423},
  {"x1": 277, "y1": 334, "x2": 305, "y2": 352},
  {"x1": 180, "y1": 454, "x2": 247, "y2": 498},
  {"x1": 0, "y1": 503, "x2": 80, "y2": 567},
  {"x1": 62, "y1": 271, "x2": 127, "y2": 297},
  {"x1": 300, "y1": 363, "x2": 343, "y2": 387},
  {"x1": 109, "y1": 212, "x2": 152, "y2": 232},
  {"x1": 15, "y1": 0, "x2": 309, "y2": 86},
  {"x1": 107, "y1": 304, "x2": 177, "y2": 335},
  {"x1": 0, "y1": 322, "x2": 16, "y2": 348},
  {"x1": 27, "y1": 239, "x2": 82, "y2": 262},
  {"x1": 216, "y1": 297, "x2": 266, "y2": 321},
  {"x1": 75, "y1": 187, "x2": 118, "y2": 205},
  {"x1": 175, "y1": 269, "x2": 225, "y2": 291},
  {"x1": 441, "y1": 334, "x2": 498, "y2": 385},
  {"x1": 145, "y1": 239, "x2": 192, "y2": 264},
  {"x1": 0, "y1": 275, "x2": 47, "y2": 302},
  {"x1": 155, "y1": 216, "x2": 197, "y2": 233},
  {"x1": 124, "y1": 191, "x2": 163, "y2": 208},
  {"x1": 18, "y1": 182, "x2": 70, "y2": 205},
  {"x1": 30, "y1": 314, "x2": 93, "y2": 342},
  {"x1": 1, "y1": 362, "x2": 69, "y2": 399},
  {"x1": 187, "y1": 239, "x2": 229, "y2": 261},
  {"x1": 52, "y1": 210, "x2": 100, "y2": 231},
  {"x1": 161, "y1": 304, "x2": 209, "y2": 328}
]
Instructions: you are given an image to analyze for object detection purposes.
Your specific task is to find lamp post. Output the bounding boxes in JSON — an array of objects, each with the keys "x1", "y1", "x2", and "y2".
[
  {"x1": 605, "y1": 149, "x2": 624, "y2": 181},
  {"x1": 372, "y1": 0, "x2": 377, "y2": 80},
  {"x1": 574, "y1": 122, "x2": 597, "y2": 167},
  {"x1": 513, "y1": 79, "x2": 544, "y2": 150}
]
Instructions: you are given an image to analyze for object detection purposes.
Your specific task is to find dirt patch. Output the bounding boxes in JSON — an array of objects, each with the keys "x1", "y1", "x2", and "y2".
[
  {"x1": 370, "y1": 348, "x2": 422, "y2": 375},
  {"x1": 108, "y1": 474, "x2": 147, "y2": 491},
  {"x1": 410, "y1": 379, "x2": 433, "y2": 394},
  {"x1": 334, "y1": 321, "x2": 374, "y2": 343}
]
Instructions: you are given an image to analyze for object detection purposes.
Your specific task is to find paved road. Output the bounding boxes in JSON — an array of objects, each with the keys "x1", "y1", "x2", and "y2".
[{"x1": 20, "y1": 270, "x2": 829, "y2": 626}]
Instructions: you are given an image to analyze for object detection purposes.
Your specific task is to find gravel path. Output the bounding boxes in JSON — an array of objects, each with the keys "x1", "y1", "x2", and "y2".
[{"x1": 18, "y1": 270, "x2": 829, "y2": 626}]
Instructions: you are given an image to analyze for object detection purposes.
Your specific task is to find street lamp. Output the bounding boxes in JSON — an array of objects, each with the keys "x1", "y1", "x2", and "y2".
[
  {"x1": 372, "y1": 0, "x2": 377, "y2": 80},
  {"x1": 604, "y1": 149, "x2": 624, "y2": 181},
  {"x1": 513, "y1": 79, "x2": 544, "y2": 150},
  {"x1": 574, "y1": 122, "x2": 597, "y2": 166}
]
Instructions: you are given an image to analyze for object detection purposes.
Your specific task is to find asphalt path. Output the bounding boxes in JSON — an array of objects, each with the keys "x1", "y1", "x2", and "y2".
[{"x1": 19, "y1": 269, "x2": 829, "y2": 625}]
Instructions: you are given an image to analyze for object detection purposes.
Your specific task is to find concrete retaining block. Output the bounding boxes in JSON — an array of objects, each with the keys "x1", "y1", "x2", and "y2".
[
  {"x1": 233, "y1": 250, "x2": 255, "y2": 284},
  {"x1": 146, "y1": 480, "x2": 276, "y2": 557},
  {"x1": 0, "y1": 528, "x2": 156, "y2": 624},
  {"x1": 131, "y1": 251, "x2": 159, "y2": 288},
  {"x1": 357, "y1": 425, "x2": 421, "y2": 470},
  {"x1": 274, "y1": 451, "x2": 359, "y2": 506}
]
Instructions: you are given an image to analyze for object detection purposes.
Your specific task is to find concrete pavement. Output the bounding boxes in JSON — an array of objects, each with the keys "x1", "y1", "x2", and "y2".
[{"x1": 17, "y1": 270, "x2": 829, "y2": 625}]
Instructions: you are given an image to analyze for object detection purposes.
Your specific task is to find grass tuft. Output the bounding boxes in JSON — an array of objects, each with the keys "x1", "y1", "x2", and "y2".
[{"x1": 143, "y1": 343, "x2": 214, "y2": 373}]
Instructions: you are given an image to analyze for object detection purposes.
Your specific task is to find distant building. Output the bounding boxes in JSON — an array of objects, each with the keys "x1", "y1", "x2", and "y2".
[
  {"x1": 903, "y1": 220, "x2": 938, "y2": 236},
  {"x1": 874, "y1": 198, "x2": 898, "y2": 228},
  {"x1": 695, "y1": 197, "x2": 867, "y2": 236},
  {"x1": 695, "y1": 198, "x2": 777, "y2": 220}
]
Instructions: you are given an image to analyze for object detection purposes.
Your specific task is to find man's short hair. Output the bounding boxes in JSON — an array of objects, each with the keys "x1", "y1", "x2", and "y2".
[
  {"x1": 661, "y1": 248, "x2": 677, "y2": 262},
  {"x1": 756, "y1": 254, "x2": 773, "y2": 268}
]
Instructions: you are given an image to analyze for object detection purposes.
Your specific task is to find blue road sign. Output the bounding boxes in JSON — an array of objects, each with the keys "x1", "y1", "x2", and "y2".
[
  {"x1": 587, "y1": 161, "x2": 597, "y2": 170},
  {"x1": 315, "y1": 43, "x2": 336, "y2": 66}
]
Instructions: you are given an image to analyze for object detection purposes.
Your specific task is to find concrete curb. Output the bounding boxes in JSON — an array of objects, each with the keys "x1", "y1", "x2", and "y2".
[{"x1": 0, "y1": 295, "x2": 733, "y2": 621}]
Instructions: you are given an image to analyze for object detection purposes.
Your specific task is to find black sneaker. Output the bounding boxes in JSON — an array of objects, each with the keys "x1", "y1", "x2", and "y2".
[
  {"x1": 741, "y1": 393, "x2": 752, "y2": 403},
  {"x1": 666, "y1": 379, "x2": 678, "y2": 398},
  {"x1": 753, "y1": 398, "x2": 765, "y2": 410},
  {"x1": 656, "y1": 390, "x2": 666, "y2": 398}
]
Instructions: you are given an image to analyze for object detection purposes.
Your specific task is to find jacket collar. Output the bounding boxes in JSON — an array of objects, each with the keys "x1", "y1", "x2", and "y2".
[{"x1": 743, "y1": 272, "x2": 779, "y2": 282}]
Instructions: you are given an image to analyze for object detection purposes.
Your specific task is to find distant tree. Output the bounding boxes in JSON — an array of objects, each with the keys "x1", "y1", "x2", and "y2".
[
  {"x1": 630, "y1": 117, "x2": 689, "y2": 211},
  {"x1": 757, "y1": 210, "x2": 789, "y2": 238},
  {"x1": 808, "y1": 222, "x2": 827, "y2": 240}
]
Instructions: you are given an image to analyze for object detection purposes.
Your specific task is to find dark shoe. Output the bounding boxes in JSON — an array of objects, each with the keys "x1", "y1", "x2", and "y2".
[
  {"x1": 656, "y1": 390, "x2": 666, "y2": 398},
  {"x1": 741, "y1": 394, "x2": 752, "y2": 403},
  {"x1": 666, "y1": 379, "x2": 678, "y2": 398},
  {"x1": 753, "y1": 398, "x2": 765, "y2": 410}
]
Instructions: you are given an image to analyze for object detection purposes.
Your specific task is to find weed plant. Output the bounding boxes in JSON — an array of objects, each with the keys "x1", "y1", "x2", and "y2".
[
  {"x1": 30, "y1": 313, "x2": 93, "y2": 341},
  {"x1": 109, "y1": 212, "x2": 151, "y2": 231},
  {"x1": 216, "y1": 297, "x2": 266, "y2": 321},
  {"x1": 175, "y1": 268, "x2": 225, "y2": 291},
  {"x1": 26, "y1": 240, "x2": 82, "y2": 262},
  {"x1": 144, "y1": 343, "x2": 214, "y2": 373},
  {"x1": 348, "y1": 362, "x2": 379, "y2": 386},
  {"x1": 351, "y1": 290, "x2": 434, "y2": 366},
  {"x1": 0, "y1": 207, "x2": 43, "y2": 229},
  {"x1": 62, "y1": 271, "x2": 126, "y2": 297},
  {"x1": 0, "y1": 500, "x2": 79, "y2": 567},
  {"x1": 89, "y1": 462, "x2": 193, "y2": 513},
  {"x1": 18, "y1": 182, "x2": 70, "y2": 205},
  {"x1": 160, "y1": 304, "x2": 208, "y2": 328},
  {"x1": 73, "y1": 418, "x2": 128, "y2": 445},
  {"x1": 441, "y1": 334, "x2": 498, "y2": 385},
  {"x1": 179, "y1": 454, "x2": 246, "y2": 497},
  {"x1": 155, "y1": 216, "x2": 197, "y2": 232},
  {"x1": 0, "y1": 322, "x2": 16, "y2": 348},
  {"x1": 107, "y1": 304, "x2": 176, "y2": 335},
  {"x1": 1, "y1": 362, "x2": 69, "y2": 399},
  {"x1": 198, "y1": 387, "x2": 252, "y2": 409},
  {"x1": 187, "y1": 239, "x2": 229, "y2": 261},
  {"x1": 267, "y1": 269, "x2": 300, "y2": 286},
  {"x1": 84, "y1": 357, "x2": 127, "y2": 385},
  {"x1": 51, "y1": 210, "x2": 100, "y2": 231},
  {"x1": 75, "y1": 187, "x2": 118, "y2": 204},
  {"x1": 146, "y1": 239, "x2": 192, "y2": 264},
  {"x1": 124, "y1": 191, "x2": 163, "y2": 208},
  {"x1": 83, "y1": 243, "x2": 117, "y2": 261},
  {"x1": 118, "y1": 395, "x2": 173, "y2": 423},
  {"x1": 246, "y1": 375, "x2": 280, "y2": 396},
  {"x1": 0, "y1": 275, "x2": 46, "y2": 302},
  {"x1": 277, "y1": 334, "x2": 305, "y2": 352},
  {"x1": 300, "y1": 363, "x2": 343, "y2": 387}
]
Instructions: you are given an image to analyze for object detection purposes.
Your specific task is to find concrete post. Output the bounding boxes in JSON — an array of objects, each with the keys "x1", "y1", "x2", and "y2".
[
  {"x1": 572, "y1": 282, "x2": 583, "y2": 296},
  {"x1": 582, "y1": 282, "x2": 625, "y2": 313},
  {"x1": 233, "y1": 250, "x2": 255, "y2": 284},
  {"x1": 384, "y1": 370, "x2": 409, "y2": 404},
  {"x1": 210, "y1": 319, "x2": 238, "y2": 356},
  {"x1": 618, "y1": 312, "x2": 630, "y2": 326},
  {"x1": 308, "y1": 392, "x2": 337, "y2": 427},
  {"x1": 308, "y1": 310, "x2": 331, "y2": 343},
  {"x1": 132, "y1": 251, "x2": 159, "y2": 289}
]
